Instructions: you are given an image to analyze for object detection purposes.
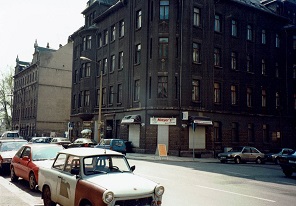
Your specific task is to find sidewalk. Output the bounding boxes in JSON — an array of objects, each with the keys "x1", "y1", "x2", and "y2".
[{"x1": 126, "y1": 153, "x2": 219, "y2": 163}]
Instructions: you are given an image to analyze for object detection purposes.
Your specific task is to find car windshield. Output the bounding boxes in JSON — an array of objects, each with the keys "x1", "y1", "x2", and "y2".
[
  {"x1": 229, "y1": 147, "x2": 244, "y2": 152},
  {"x1": 32, "y1": 146, "x2": 63, "y2": 161},
  {"x1": 83, "y1": 155, "x2": 131, "y2": 175},
  {"x1": 0, "y1": 141, "x2": 27, "y2": 152}
]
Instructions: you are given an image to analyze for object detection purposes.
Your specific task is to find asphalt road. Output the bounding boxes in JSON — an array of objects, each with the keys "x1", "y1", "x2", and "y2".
[{"x1": 1, "y1": 159, "x2": 296, "y2": 206}]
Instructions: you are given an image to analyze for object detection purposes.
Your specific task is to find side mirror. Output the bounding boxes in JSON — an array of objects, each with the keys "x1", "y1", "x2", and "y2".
[{"x1": 130, "y1": 165, "x2": 136, "y2": 172}]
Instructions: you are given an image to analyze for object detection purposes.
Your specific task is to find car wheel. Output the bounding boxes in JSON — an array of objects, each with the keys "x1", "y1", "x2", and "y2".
[
  {"x1": 80, "y1": 200, "x2": 92, "y2": 206},
  {"x1": 234, "y1": 157, "x2": 241, "y2": 164},
  {"x1": 29, "y1": 172, "x2": 37, "y2": 191},
  {"x1": 283, "y1": 169, "x2": 293, "y2": 177},
  {"x1": 10, "y1": 167, "x2": 18, "y2": 182},
  {"x1": 43, "y1": 186, "x2": 56, "y2": 206},
  {"x1": 220, "y1": 160, "x2": 226, "y2": 163},
  {"x1": 275, "y1": 158, "x2": 280, "y2": 165},
  {"x1": 256, "y1": 157, "x2": 262, "y2": 164}
]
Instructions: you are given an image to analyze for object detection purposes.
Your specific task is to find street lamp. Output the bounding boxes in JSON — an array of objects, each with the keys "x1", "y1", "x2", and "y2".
[{"x1": 80, "y1": 56, "x2": 103, "y2": 142}]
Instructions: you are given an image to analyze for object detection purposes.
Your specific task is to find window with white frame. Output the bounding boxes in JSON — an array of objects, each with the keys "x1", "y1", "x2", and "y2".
[
  {"x1": 159, "y1": 37, "x2": 168, "y2": 59},
  {"x1": 136, "y1": 10, "x2": 142, "y2": 29},
  {"x1": 84, "y1": 90, "x2": 90, "y2": 106},
  {"x1": 118, "y1": 51, "x2": 124, "y2": 70},
  {"x1": 98, "y1": 33, "x2": 102, "y2": 47},
  {"x1": 157, "y1": 76, "x2": 168, "y2": 98},
  {"x1": 261, "y1": 59, "x2": 266, "y2": 75},
  {"x1": 135, "y1": 44, "x2": 141, "y2": 64},
  {"x1": 160, "y1": 0, "x2": 169, "y2": 20},
  {"x1": 247, "y1": 87, "x2": 252, "y2": 107},
  {"x1": 193, "y1": 7, "x2": 201, "y2": 27},
  {"x1": 104, "y1": 30, "x2": 108, "y2": 45},
  {"x1": 103, "y1": 58, "x2": 108, "y2": 74},
  {"x1": 246, "y1": 54, "x2": 253, "y2": 72},
  {"x1": 85, "y1": 62, "x2": 91, "y2": 77},
  {"x1": 193, "y1": 43, "x2": 201, "y2": 63},
  {"x1": 119, "y1": 20, "x2": 124, "y2": 37},
  {"x1": 214, "y1": 14, "x2": 221, "y2": 32},
  {"x1": 247, "y1": 24, "x2": 253, "y2": 41},
  {"x1": 110, "y1": 55, "x2": 115, "y2": 72},
  {"x1": 117, "y1": 84, "x2": 122, "y2": 104},
  {"x1": 192, "y1": 79, "x2": 200, "y2": 102},
  {"x1": 134, "y1": 80, "x2": 140, "y2": 101},
  {"x1": 231, "y1": 85, "x2": 238, "y2": 105},
  {"x1": 111, "y1": 25, "x2": 116, "y2": 42},
  {"x1": 262, "y1": 89, "x2": 267, "y2": 108},
  {"x1": 261, "y1": 29, "x2": 266, "y2": 44},
  {"x1": 214, "y1": 48, "x2": 221, "y2": 67},
  {"x1": 109, "y1": 86, "x2": 114, "y2": 105},
  {"x1": 276, "y1": 33, "x2": 280, "y2": 48},
  {"x1": 231, "y1": 52, "x2": 237, "y2": 70},
  {"x1": 275, "y1": 62, "x2": 279, "y2": 78}
]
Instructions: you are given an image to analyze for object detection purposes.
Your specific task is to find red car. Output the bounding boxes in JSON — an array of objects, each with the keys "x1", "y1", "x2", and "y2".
[{"x1": 10, "y1": 143, "x2": 63, "y2": 190}]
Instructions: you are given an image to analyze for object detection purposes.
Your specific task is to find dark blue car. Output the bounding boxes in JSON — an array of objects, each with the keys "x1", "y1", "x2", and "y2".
[{"x1": 95, "y1": 139, "x2": 127, "y2": 155}]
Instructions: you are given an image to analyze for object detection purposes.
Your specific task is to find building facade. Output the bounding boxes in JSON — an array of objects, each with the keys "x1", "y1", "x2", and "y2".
[
  {"x1": 70, "y1": 0, "x2": 296, "y2": 156},
  {"x1": 12, "y1": 41, "x2": 73, "y2": 139}
]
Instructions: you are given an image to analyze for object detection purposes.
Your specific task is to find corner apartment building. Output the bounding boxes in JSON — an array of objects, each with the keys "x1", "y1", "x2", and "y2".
[
  {"x1": 70, "y1": 0, "x2": 296, "y2": 156},
  {"x1": 12, "y1": 41, "x2": 73, "y2": 139}
]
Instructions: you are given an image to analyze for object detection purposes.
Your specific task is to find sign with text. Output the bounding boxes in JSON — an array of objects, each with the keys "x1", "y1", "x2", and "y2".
[{"x1": 150, "y1": 117, "x2": 177, "y2": 125}]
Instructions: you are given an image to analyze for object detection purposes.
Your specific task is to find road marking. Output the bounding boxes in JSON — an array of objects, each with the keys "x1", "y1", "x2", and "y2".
[{"x1": 195, "y1": 184, "x2": 276, "y2": 203}]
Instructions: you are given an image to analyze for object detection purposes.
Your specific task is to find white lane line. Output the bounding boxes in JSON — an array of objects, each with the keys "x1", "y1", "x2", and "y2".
[{"x1": 195, "y1": 184, "x2": 276, "y2": 203}]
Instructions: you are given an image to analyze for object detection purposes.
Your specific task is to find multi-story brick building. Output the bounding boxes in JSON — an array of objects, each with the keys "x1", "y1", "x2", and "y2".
[
  {"x1": 12, "y1": 41, "x2": 73, "y2": 139},
  {"x1": 70, "y1": 0, "x2": 296, "y2": 156}
]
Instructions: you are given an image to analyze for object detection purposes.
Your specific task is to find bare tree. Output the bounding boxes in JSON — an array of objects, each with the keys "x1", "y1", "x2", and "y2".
[{"x1": 0, "y1": 68, "x2": 14, "y2": 131}]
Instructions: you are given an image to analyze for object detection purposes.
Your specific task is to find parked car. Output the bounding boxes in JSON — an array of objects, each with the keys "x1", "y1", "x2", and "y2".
[
  {"x1": 10, "y1": 143, "x2": 64, "y2": 190},
  {"x1": 278, "y1": 150, "x2": 296, "y2": 177},
  {"x1": 0, "y1": 139, "x2": 27, "y2": 173},
  {"x1": 265, "y1": 148, "x2": 294, "y2": 164},
  {"x1": 29, "y1": 137, "x2": 53, "y2": 143},
  {"x1": 50, "y1": 137, "x2": 71, "y2": 148},
  {"x1": 95, "y1": 138, "x2": 127, "y2": 154},
  {"x1": 0, "y1": 130, "x2": 21, "y2": 139},
  {"x1": 217, "y1": 146, "x2": 265, "y2": 164},
  {"x1": 67, "y1": 138, "x2": 97, "y2": 148},
  {"x1": 37, "y1": 147, "x2": 165, "y2": 206}
]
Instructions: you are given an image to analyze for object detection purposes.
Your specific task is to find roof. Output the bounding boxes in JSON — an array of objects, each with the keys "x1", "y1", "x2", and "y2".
[
  {"x1": 59, "y1": 147, "x2": 123, "y2": 157},
  {"x1": 231, "y1": 0, "x2": 276, "y2": 14}
]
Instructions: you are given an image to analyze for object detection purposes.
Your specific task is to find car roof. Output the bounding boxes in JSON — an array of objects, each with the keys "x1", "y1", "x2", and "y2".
[
  {"x1": 58, "y1": 147, "x2": 123, "y2": 157},
  {"x1": 25, "y1": 143, "x2": 63, "y2": 148},
  {"x1": 0, "y1": 139, "x2": 27, "y2": 143}
]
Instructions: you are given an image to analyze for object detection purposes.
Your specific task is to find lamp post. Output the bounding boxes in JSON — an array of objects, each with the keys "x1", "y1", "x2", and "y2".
[{"x1": 80, "y1": 56, "x2": 103, "y2": 143}]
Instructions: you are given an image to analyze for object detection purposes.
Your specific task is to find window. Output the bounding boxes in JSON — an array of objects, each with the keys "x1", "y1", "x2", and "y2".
[
  {"x1": 134, "y1": 80, "x2": 140, "y2": 101},
  {"x1": 103, "y1": 58, "x2": 108, "y2": 74},
  {"x1": 119, "y1": 20, "x2": 124, "y2": 37},
  {"x1": 247, "y1": 24, "x2": 253, "y2": 41},
  {"x1": 135, "y1": 44, "x2": 141, "y2": 64},
  {"x1": 231, "y1": 52, "x2": 237, "y2": 70},
  {"x1": 262, "y1": 89, "x2": 267, "y2": 108},
  {"x1": 84, "y1": 90, "x2": 90, "y2": 106},
  {"x1": 193, "y1": 43, "x2": 201, "y2": 63},
  {"x1": 261, "y1": 59, "x2": 266, "y2": 75},
  {"x1": 97, "y1": 60, "x2": 102, "y2": 76},
  {"x1": 159, "y1": 38, "x2": 168, "y2": 59},
  {"x1": 136, "y1": 10, "x2": 142, "y2": 29},
  {"x1": 98, "y1": 33, "x2": 102, "y2": 47},
  {"x1": 104, "y1": 30, "x2": 108, "y2": 45},
  {"x1": 74, "y1": 70, "x2": 78, "y2": 83},
  {"x1": 275, "y1": 62, "x2": 279, "y2": 78},
  {"x1": 160, "y1": 0, "x2": 169, "y2": 20},
  {"x1": 214, "y1": 82, "x2": 221, "y2": 103},
  {"x1": 231, "y1": 20, "x2": 238, "y2": 37},
  {"x1": 261, "y1": 29, "x2": 266, "y2": 44},
  {"x1": 87, "y1": 36, "x2": 92, "y2": 49},
  {"x1": 85, "y1": 63, "x2": 91, "y2": 77},
  {"x1": 275, "y1": 33, "x2": 280, "y2": 48},
  {"x1": 263, "y1": 124, "x2": 269, "y2": 143},
  {"x1": 111, "y1": 25, "x2": 116, "y2": 42},
  {"x1": 246, "y1": 54, "x2": 253, "y2": 72},
  {"x1": 247, "y1": 87, "x2": 252, "y2": 107},
  {"x1": 102, "y1": 88, "x2": 106, "y2": 105},
  {"x1": 96, "y1": 89, "x2": 100, "y2": 106},
  {"x1": 83, "y1": 37, "x2": 86, "y2": 50},
  {"x1": 157, "y1": 76, "x2": 168, "y2": 98},
  {"x1": 192, "y1": 79, "x2": 200, "y2": 102},
  {"x1": 276, "y1": 92, "x2": 280, "y2": 109},
  {"x1": 193, "y1": 7, "x2": 201, "y2": 27},
  {"x1": 248, "y1": 123, "x2": 255, "y2": 143},
  {"x1": 109, "y1": 86, "x2": 114, "y2": 105},
  {"x1": 118, "y1": 51, "x2": 124, "y2": 70},
  {"x1": 214, "y1": 122, "x2": 222, "y2": 142},
  {"x1": 231, "y1": 85, "x2": 238, "y2": 105},
  {"x1": 110, "y1": 55, "x2": 115, "y2": 72},
  {"x1": 72, "y1": 95, "x2": 76, "y2": 109},
  {"x1": 117, "y1": 84, "x2": 122, "y2": 104},
  {"x1": 214, "y1": 14, "x2": 221, "y2": 32},
  {"x1": 294, "y1": 94, "x2": 296, "y2": 110},
  {"x1": 214, "y1": 48, "x2": 221, "y2": 67},
  {"x1": 231, "y1": 122, "x2": 239, "y2": 142}
]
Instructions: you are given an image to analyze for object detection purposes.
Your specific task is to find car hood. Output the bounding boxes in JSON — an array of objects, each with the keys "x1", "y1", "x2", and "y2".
[
  {"x1": 218, "y1": 152, "x2": 240, "y2": 156},
  {"x1": 85, "y1": 173, "x2": 158, "y2": 197},
  {"x1": 33, "y1": 160, "x2": 55, "y2": 169},
  {"x1": 0, "y1": 151, "x2": 17, "y2": 159}
]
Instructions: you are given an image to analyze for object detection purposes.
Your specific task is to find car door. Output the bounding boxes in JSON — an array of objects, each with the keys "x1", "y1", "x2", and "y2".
[
  {"x1": 241, "y1": 147, "x2": 252, "y2": 162},
  {"x1": 56, "y1": 155, "x2": 78, "y2": 206},
  {"x1": 15, "y1": 146, "x2": 31, "y2": 179}
]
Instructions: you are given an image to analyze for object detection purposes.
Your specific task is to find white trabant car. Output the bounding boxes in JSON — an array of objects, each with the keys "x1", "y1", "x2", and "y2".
[{"x1": 37, "y1": 147, "x2": 164, "y2": 206}]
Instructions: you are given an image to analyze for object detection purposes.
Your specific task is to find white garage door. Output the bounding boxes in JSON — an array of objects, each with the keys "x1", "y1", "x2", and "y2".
[
  {"x1": 129, "y1": 124, "x2": 140, "y2": 147},
  {"x1": 189, "y1": 126, "x2": 205, "y2": 149}
]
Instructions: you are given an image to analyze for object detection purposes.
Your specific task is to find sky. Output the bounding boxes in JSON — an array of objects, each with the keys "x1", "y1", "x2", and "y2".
[{"x1": 0, "y1": 0, "x2": 86, "y2": 78}]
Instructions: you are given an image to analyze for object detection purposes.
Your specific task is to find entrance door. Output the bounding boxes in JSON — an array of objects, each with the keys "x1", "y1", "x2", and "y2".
[
  {"x1": 157, "y1": 125, "x2": 169, "y2": 150},
  {"x1": 128, "y1": 124, "x2": 140, "y2": 147},
  {"x1": 189, "y1": 126, "x2": 206, "y2": 149}
]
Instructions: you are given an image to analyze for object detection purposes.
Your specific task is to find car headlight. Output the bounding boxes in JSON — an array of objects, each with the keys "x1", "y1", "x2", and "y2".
[
  {"x1": 102, "y1": 190, "x2": 114, "y2": 204},
  {"x1": 155, "y1": 185, "x2": 165, "y2": 197}
]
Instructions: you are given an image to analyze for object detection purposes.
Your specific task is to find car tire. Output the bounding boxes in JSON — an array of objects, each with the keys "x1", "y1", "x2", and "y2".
[
  {"x1": 43, "y1": 186, "x2": 56, "y2": 206},
  {"x1": 256, "y1": 157, "x2": 262, "y2": 164},
  {"x1": 10, "y1": 167, "x2": 18, "y2": 182},
  {"x1": 80, "y1": 200, "x2": 92, "y2": 206},
  {"x1": 220, "y1": 160, "x2": 226, "y2": 163},
  {"x1": 29, "y1": 172, "x2": 37, "y2": 191},
  {"x1": 234, "y1": 157, "x2": 241, "y2": 164},
  {"x1": 283, "y1": 169, "x2": 293, "y2": 177}
]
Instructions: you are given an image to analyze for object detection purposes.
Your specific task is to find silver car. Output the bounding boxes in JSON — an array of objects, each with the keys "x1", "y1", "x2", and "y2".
[{"x1": 218, "y1": 146, "x2": 265, "y2": 164}]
